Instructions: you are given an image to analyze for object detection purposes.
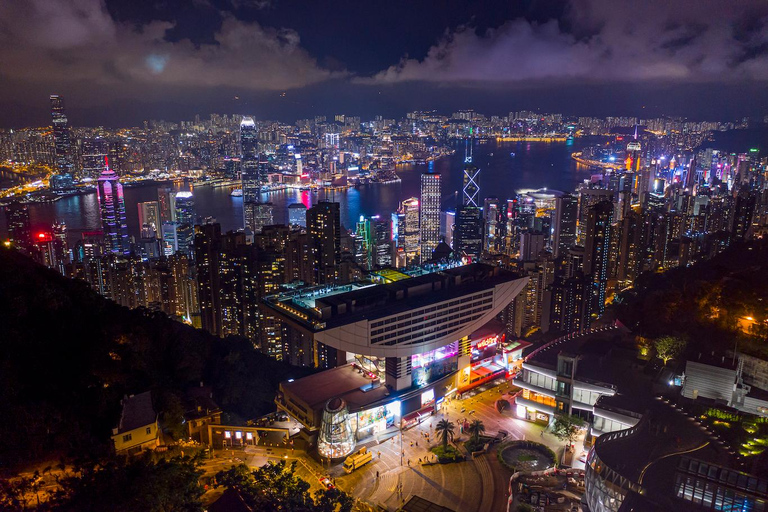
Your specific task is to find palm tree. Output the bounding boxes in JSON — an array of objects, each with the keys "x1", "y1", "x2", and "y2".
[
  {"x1": 435, "y1": 419, "x2": 455, "y2": 448},
  {"x1": 467, "y1": 419, "x2": 486, "y2": 444}
]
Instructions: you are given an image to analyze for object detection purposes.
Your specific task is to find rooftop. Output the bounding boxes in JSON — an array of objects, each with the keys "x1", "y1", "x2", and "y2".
[
  {"x1": 115, "y1": 391, "x2": 156, "y2": 434},
  {"x1": 594, "y1": 398, "x2": 737, "y2": 490},
  {"x1": 264, "y1": 263, "x2": 520, "y2": 332},
  {"x1": 281, "y1": 364, "x2": 391, "y2": 413}
]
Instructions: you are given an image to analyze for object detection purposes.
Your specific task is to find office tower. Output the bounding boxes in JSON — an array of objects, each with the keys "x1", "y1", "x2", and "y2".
[
  {"x1": 244, "y1": 202, "x2": 274, "y2": 234},
  {"x1": 50, "y1": 95, "x2": 75, "y2": 179},
  {"x1": 138, "y1": 201, "x2": 161, "y2": 236},
  {"x1": 462, "y1": 142, "x2": 480, "y2": 207},
  {"x1": 157, "y1": 186, "x2": 175, "y2": 224},
  {"x1": 372, "y1": 216, "x2": 393, "y2": 267},
  {"x1": 51, "y1": 221, "x2": 69, "y2": 268},
  {"x1": 483, "y1": 197, "x2": 505, "y2": 254},
  {"x1": 97, "y1": 161, "x2": 129, "y2": 255},
  {"x1": 174, "y1": 192, "x2": 195, "y2": 256},
  {"x1": 354, "y1": 216, "x2": 373, "y2": 270},
  {"x1": 4, "y1": 204, "x2": 31, "y2": 252},
  {"x1": 419, "y1": 171, "x2": 441, "y2": 263},
  {"x1": 519, "y1": 231, "x2": 545, "y2": 261},
  {"x1": 583, "y1": 200, "x2": 614, "y2": 316},
  {"x1": 577, "y1": 187, "x2": 613, "y2": 245},
  {"x1": 307, "y1": 202, "x2": 341, "y2": 285},
  {"x1": 397, "y1": 197, "x2": 420, "y2": 265},
  {"x1": 441, "y1": 211, "x2": 456, "y2": 248},
  {"x1": 288, "y1": 203, "x2": 307, "y2": 228},
  {"x1": 161, "y1": 222, "x2": 177, "y2": 256},
  {"x1": 454, "y1": 205, "x2": 483, "y2": 259},
  {"x1": 553, "y1": 194, "x2": 578, "y2": 258}
]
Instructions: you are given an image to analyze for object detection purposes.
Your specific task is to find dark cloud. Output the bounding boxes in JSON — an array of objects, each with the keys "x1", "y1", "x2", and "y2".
[
  {"x1": 0, "y1": 0, "x2": 340, "y2": 93},
  {"x1": 366, "y1": 0, "x2": 768, "y2": 84},
  {"x1": 0, "y1": 0, "x2": 767, "y2": 126}
]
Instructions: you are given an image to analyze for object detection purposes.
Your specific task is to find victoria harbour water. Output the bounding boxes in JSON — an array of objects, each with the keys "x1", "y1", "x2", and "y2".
[{"x1": 9, "y1": 137, "x2": 604, "y2": 243}]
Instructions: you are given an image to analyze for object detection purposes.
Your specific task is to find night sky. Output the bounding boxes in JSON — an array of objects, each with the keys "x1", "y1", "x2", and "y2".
[{"x1": 1, "y1": 0, "x2": 768, "y2": 127}]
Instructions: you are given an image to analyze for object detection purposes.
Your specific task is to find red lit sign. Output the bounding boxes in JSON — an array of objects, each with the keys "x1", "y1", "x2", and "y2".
[{"x1": 476, "y1": 335, "x2": 498, "y2": 350}]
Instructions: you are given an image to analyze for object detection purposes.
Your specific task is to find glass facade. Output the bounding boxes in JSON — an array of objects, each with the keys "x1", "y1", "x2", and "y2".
[
  {"x1": 317, "y1": 398, "x2": 355, "y2": 459},
  {"x1": 584, "y1": 448, "x2": 631, "y2": 512},
  {"x1": 674, "y1": 456, "x2": 768, "y2": 511}
]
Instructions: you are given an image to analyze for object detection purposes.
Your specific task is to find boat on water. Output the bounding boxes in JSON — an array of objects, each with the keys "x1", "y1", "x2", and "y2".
[{"x1": 230, "y1": 189, "x2": 243, "y2": 197}]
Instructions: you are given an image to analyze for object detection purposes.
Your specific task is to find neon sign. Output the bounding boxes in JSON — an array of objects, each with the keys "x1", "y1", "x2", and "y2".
[{"x1": 476, "y1": 335, "x2": 498, "y2": 350}]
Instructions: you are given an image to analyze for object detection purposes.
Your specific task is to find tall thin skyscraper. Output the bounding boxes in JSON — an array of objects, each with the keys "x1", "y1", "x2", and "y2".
[
  {"x1": 240, "y1": 117, "x2": 270, "y2": 232},
  {"x1": 174, "y1": 192, "x2": 195, "y2": 256},
  {"x1": 307, "y1": 202, "x2": 341, "y2": 285},
  {"x1": 419, "y1": 171, "x2": 441, "y2": 262},
  {"x1": 50, "y1": 95, "x2": 75, "y2": 178},
  {"x1": 398, "y1": 197, "x2": 420, "y2": 265},
  {"x1": 462, "y1": 140, "x2": 480, "y2": 207},
  {"x1": 454, "y1": 137, "x2": 484, "y2": 259},
  {"x1": 553, "y1": 194, "x2": 578, "y2": 258},
  {"x1": 4, "y1": 204, "x2": 31, "y2": 252},
  {"x1": 583, "y1": 200, "x2": 614, "y2": 316},
  {"x1": 97, "y1": 159, "x2": 129, "y2": 255}
]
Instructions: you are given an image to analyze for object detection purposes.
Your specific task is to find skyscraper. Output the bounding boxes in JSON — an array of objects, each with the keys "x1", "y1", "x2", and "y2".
[
  {"x1": 240, "y1": 117, "x2": 271, "y2": 232},
  {"x1": 307, "y1": 202, "x2": 341, "y2": 285},
  {"x1": 97, "y1": 160, "x2": 129, "y2": 255},
  {"x1": 4, "y1": 204, "x2": 31, "y2": 252},
  {"x1": 462, "y1": 142, "x2": 480, "y2": 207},
  {"x1": 244, "y1": 202, "x2": 274, "y2": 234},
  {"x1": 174, "y1": 192, "x2": 195, "y2": 256},
  {"x1": 419, "y1": 171, "x2": 441, "y2": 262},
  {"x1": 372, "y1": 216, "x2": 393, "y2": 267},
  {"x1": 397, "y1": 197, "x2": 420, "y2": 265},
  {"x1": 454, "y1": 139, "x2": 484, "y2": 259},
  {"x1": 50, "y1": 95, "x2": 75, "y2": 179},
  {"x1": 553, "y1": 194, "x2": 578, "y2": 258},
  {"x1": 454, "y1": 205, "x2": 483, "y2": 259},
  {"x1": 483, "y1": 197, "x2": 506, "y2": 254},
  {"x1": 138, "y1": 201, "x2": 161, "y2": 236},
  {"x1": 288, "y1": 203, "x2": 308, "y2": 228},
  {"x1": 583, "y1": 200, "x2": 614, "y2": 316}
]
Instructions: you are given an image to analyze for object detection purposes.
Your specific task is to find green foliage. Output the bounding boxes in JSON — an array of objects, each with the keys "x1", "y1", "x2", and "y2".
[
  {"x1": 435, "y1": 419, "x2": 455, "y2": 448},
  {"x1": 654, "y1": 335, "x2": 687, "y2": 364},
  {"x1": 615, "y1": 239, "x2": 768, "y2": 359},
  {"x1": 551, "y1": 414, "x2": 585, "y2": 446},
  {"x1": 215, "y1": 460, "x2": 353, "y2": 512},
  {"x1": 430, "y1": 445, "x2": 464, "y2": 463},
  {"x1": 467, "y1": 419, "x2": 486, "y2": 443},
  {"x1": 48, "y1": 453, "x2": 205, "y2": 512},
  {"x1": 0, "y1": 249, "x2": 312, "y2": 469},
  {"x1": 495, "y1": 398, "x2": 510, "y2": 413}
]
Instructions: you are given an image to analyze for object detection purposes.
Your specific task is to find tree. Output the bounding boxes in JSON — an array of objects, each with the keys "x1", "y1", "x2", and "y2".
[
  {"x1": 435, "y1": 419, "x2": 456, "y2": 448},
  {"x1": 551, "y1": 414, "x2": 585, "y2": 450},
  {"x1": 654, "y1": 335, "x2": 687, "y2": 365},
  {"x1": 495, "y1": 399, "x2": 510, "y2": 413},
  {"x1": 49, "y1": 453, "x2": 205, "y2": 512},
  {"x1": 215, "y1": 460, "x2": 353, "y2": 512},
  {"x1": 467, "y1": 419, "x2": 486, "y2": 444}
]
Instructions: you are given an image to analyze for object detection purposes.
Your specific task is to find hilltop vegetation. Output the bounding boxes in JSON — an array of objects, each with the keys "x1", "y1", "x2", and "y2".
[{"x1": 0, "y1": 248, "x2": 310, "y2": 472}]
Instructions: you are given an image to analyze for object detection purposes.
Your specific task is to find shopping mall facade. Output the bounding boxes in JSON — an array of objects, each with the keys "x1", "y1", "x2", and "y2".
[{"x1": 266, "y1": 263, "x2": 529, "y2": 458}]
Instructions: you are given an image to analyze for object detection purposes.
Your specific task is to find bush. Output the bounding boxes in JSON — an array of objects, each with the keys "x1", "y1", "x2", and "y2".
[{"x1": 431, "y1": 445, "x2": 464, "y2": 463}]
